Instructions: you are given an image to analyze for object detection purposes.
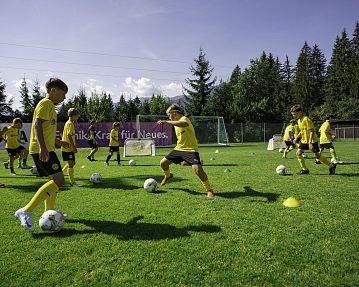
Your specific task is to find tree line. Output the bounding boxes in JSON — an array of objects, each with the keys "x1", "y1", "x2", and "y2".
[{"x1": 0, "y1": 22, "x2": 358, "y2": 123}]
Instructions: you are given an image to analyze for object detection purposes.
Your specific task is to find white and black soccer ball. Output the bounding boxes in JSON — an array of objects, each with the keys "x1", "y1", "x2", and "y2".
[
  {"x1": 302, "y1": 152, "x2": 308, "y2": 158},
  {"x1": 276, "y1": 165, "x2": 287, "y2": 176},
  {"x1": 30, "y1": 166, "x2": 38, "y2": 175},
  {"x1": 90, "y1": 173, "x2": 102, "y2": 184},
  {"x1": 279, "y1": 148, "x2": 284, "y2": 153},
  {"x1": 128, "y1": 159, "x2": 137, "y2": 166},
  {"x1": 39, "y1": 210, "x2": 65, "y2": 233},
  {"x1": 144, "y1": 178, "x2": 157, "y2": 192}
]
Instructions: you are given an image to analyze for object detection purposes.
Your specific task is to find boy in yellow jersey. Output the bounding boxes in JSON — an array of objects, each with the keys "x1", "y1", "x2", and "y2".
[
  {"x1": 61, "y1": 108, "x2": 81, "y2": 187},
  {"x1": 157, "y1": 104, "x2": 214, "y2": 199},
  {"x1": 87, "y1": 120, "x2": 98, "y2": 161},
  {"x1": 104, "y1": 122, "x2": 121, "y2": 165},
  {"x1": 0, "y1": 126, "x2": 8, "y2": 187},
  {"x1": 290, "y1": 104, "x2": 336, "y2": 175},
  {"x1": 315, "y1": 114, "x2": 343, "y2": 165},
  {"x1": 282, "y1": 119, "x2": 299, "y2": 159},
  {"x1": 2, "y1": 118, "x2": 31, "y2": 175},
  {"x1": 15, "y1": 78, "x2": 70, "y2": 232}
]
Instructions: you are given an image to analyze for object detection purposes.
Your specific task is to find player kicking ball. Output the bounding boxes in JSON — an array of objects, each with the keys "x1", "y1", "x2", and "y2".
[
  {"x1": 15, "y1": 78, "x2": 70, "y2": 232},
  {"x1": 157, "y1": 104, "x2": 214, "y2": 199}
]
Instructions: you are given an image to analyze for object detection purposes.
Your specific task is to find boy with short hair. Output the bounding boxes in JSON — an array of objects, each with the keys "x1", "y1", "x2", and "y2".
[
  {"x1": 2, "y1": 118, "x2": 31, "y2": 175},
  {"x1": 282, "y1": 119, "x2": 299, "y2": 159},
  {"x1": 157, "y1": 104, "x2": 214, "y2": 199},
  {"x1": 15, "y1": 77, "x2": 70, "y2": 232},
  {"x1": 61, "y1": 108, "x2": 81, "y2": 187},
  {"x1": 290, "y1": 104, "x2": 336, "y2": 175},
  {"x1": 316, "y1": 114, "x2": 343, "y2": 164},
  {"x1": 104, "y1": 122, "x2": 121, "y2": 166},
  {"x1": 87, "y1": 120, "x2": 98, "y2": 161}
]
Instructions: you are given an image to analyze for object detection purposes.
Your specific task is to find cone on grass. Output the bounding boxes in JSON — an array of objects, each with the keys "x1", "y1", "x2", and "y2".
[
  {"x1": 283, "y1": 197, "x2": 300, "y2": 208},
  {"x1": 224, "y1": 168, "x2": 232, "y2": 173}
]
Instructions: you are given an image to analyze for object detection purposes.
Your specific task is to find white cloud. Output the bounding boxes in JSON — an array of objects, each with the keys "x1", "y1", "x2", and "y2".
[
  {"x1": 159, "y1": 82, "x2": 183, "y2": 97},
  {"x1": 123, "y1": 77, "x2": 161, "y2": 97},
  {"x1": 13, "y1": 78, "x2": 34, "y2": 90},
  {"x1": 81, "y1": 79, "x2": 113, "y2": 96}
]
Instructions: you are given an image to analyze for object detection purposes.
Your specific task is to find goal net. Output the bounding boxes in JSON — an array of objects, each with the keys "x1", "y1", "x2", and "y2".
[
  {"x1": 136, "y1": 115, "x2": 229, "y2": 146},
  {"x1": 267, "y1": 134, "x2": 286, "y2": 150},
  {"x1": 123, "y1": 138, "x2": 155, "y2": 157}
]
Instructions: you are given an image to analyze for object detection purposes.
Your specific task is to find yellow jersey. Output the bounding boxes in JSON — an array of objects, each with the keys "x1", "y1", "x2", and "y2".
[
  {"x1": 298, "y1": 116, "x2": 318, "y2": 144},
  {"x1": 29, "y1": 98, "x2": 57, "y2": 154},
  {"x1": 319, "y1": 120, "x2": 331, "y2": 144},
  {"x1": 4, "y1": 126, "x2": 20, "y2": 149},
  {"x1": 174, "y1": 116, "x2": 198, "y2": 152},
  {"x1": 283, "y1": 124, "x2": 295, "y2": 141},
  {"x1": 61, "y1": 119, "x2": 76, "y2": 152},
  {"x1": 109, "y1": 129, "x2": 119, "y2": 146}
]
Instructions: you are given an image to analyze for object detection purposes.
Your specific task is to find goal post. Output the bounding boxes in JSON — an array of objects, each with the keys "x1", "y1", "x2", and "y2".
[
  {"x1": 136, "y1": 115, "x2": 229, "y2": 146},
  {"x1": 123, "y1": 138, "x2": 156, "y2": 157}
]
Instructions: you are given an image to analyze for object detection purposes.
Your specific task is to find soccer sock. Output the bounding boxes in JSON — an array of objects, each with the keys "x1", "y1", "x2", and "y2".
[
  {"x1": 68, "y1": 168, "x2": 75, "y2": 184},
  {"x1": 117, "y1": 154, "x2": 121, "y2": 164},
  {"x1": 318, "y1": 155, "x2": 332, "y2": 167},
  {"x1": 329, "y1": 148, "x2": 337, "y2": 161},
  {"x1": 162, "y1": 168, "x2": 171, "y2": 177},
  {"x1": 297, "y1": 155, "x2": 308, "y2": 170},
  {"x1": 201, "y1": 180, "x2": 212, "y2": 191},
  {"x1": 45, "y1": 190, "x2": 57, "y2": 211},
  {"x1": 106, "y1": 154, "x2": 112, "y2": 163},
  {"x1": 62, "y1": 163, "x2": 69, "y2": 172},
  {"x1": 24, "y1": 180, "x2": 59, "y2": 212}
]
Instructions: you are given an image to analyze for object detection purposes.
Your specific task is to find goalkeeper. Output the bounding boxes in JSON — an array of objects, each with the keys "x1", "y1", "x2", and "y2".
[{"x1": 157, "y1": 104, "x2": 214, "y2": 199}]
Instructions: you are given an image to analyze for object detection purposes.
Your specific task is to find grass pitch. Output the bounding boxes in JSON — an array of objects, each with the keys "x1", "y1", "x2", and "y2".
[{"x1": 0, "y1": 142, "x2": 358, "y2": 286}]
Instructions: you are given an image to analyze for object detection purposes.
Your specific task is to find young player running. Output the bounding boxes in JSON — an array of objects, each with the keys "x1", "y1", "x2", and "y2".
[
  {"x1": 15, "y1": 78, "x2": 70, "y2": 232},
  {"x1": 291, "y1": 104, "x2": 336, "y2": 175},
  {"x1": 315, "y1": 114, "x2": 343, "y2": 165},
  {"x1": 61, "y1": 108, "x2": 81, "y2": 187},
  {"x1": 87, "y1": 120, "x2": 98, "y2": 161},
  {"x1": 104, "y1": 122, "x2": 121, "y2": 166},
  {"x1": 2, "y1": 118, "x2": 31, "y2": 175},
  {"x1": 157, "y1": 104, "x2": 214, "y2": 199},
  {"x1": 282, "y1": 119, "x2": 299, "y2": 159}
]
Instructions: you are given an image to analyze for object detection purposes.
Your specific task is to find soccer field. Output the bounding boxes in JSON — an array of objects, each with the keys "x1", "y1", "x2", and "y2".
[{"x1": 1, "y1": 142, "x2": 358, "y2": 286}]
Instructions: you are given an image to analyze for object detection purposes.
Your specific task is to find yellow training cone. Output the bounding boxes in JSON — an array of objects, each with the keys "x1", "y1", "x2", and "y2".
[
  {"x1": 215, "y1": 149, "x2": 219, "y2": 153},
  {"x1": 81, "y1": 165, "x2": 85, "y2": 169},
  {"x1": 283, "y1": 197, "x2": 300, "y2": 208}
]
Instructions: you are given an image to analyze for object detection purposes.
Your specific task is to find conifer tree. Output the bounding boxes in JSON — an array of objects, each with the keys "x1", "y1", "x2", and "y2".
[
  {"x1": 309, "y1": 44, "x2": 326, "y2": 108},
  {"x1": 0, "y1": 79, "x2": 13, "y2": 122},
  {"x1": 19, "y1": 76, "x2": 33, "y2": 122},
  {"x1": 32, "y1": 79, "x2": 43, "y2": 109},
  {"x1": 183, "y1": 48, "x2": 216, "y2": 115}
]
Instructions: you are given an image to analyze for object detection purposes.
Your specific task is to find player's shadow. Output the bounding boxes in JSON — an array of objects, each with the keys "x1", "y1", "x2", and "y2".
[
  {"x1": 32, "y1": 216, "x2": 221, "y2": 240},
  {"x1": 172, "y1": 186, "x2": 279, "y2": 202}
]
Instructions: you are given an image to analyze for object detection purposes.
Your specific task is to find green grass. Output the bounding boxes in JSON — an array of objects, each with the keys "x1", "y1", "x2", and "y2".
[{"x1": 0, "y1": 142, "x2": 358, "y2": 287}]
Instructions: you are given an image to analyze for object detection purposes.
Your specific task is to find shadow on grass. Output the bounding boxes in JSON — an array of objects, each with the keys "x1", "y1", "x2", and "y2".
[
  {"x1": 171, "y1": 186, "x2": 279, "y2": 202},
  {"x1": 340, "y1": 162, "x2": 359, "y2": 165},
  {"x1": 32, "y1": 215, "x2": 221, "y2": 240}
]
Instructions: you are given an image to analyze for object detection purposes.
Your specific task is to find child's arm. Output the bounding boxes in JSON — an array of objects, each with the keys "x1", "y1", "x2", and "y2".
[
  {"x1": 157, "y1": 120, "x2": 188, "y2": 127},
  {"x1": 34, "y1": 119, "x2": 50, "y2": 162}
]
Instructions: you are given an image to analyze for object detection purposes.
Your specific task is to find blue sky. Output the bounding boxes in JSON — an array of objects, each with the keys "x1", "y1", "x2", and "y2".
[{"x1": 0, "y1": 0, "x2": 358, "y2": 109}]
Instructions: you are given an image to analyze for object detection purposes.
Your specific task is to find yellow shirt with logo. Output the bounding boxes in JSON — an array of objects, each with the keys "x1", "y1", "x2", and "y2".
[
  {"x1": 4, "y1": 126, "x2": 20, "y2": 149},
  {"x1": 174, "y1": 116, "x2": 198, "y2": 152},
  {"x1": 109, "y1": 129, "x2": 119, "y2": 146},
  {"x1": 283, "y1": 125, "x2": 295, "y2": 141},
  {"x1": 29, "y1": 98, "x2": 57, "y2": 154},
  {"x1": 319, "y1": 120, "x2": 331, "y2": 144},
  {"x1": 61, "y1": 120, "x2": 76, "y2": 152},
  {"x1": 298, "y1": 116, "x2": 318, "y2": 144}
]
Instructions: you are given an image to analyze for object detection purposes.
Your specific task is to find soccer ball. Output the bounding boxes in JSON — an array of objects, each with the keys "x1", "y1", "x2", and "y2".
[
  {"x1": 302, "y1": 152, "x2": 308, "y2": 158},
  {"x1": 90, "y1": 173, "x2": 102, "y2": 184},
  {"x1": 144, "y1": 178, "x2": 157, "y2": 192},
  {"x1": 276, "y1": 165, "x2": 287, "y2": 176},
  {"x1": 279, "y1": 148, "x2": 284, "y2": 153},
  {"x1": 30, "y1": 166, "x2": 38, "y2": 175},
  {"x1": 39, "y1": 210, "x2": 65, "y2": 233},
  {"x1": 128, "y1": 159, "x2": 137, "y2": 166}
]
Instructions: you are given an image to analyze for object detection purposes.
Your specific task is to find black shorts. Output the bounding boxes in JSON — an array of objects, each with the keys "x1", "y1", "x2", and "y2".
[
  {"x1": 299, "y1": 142, "x2": 320, "y2": 153},
  {"x1": 87, "y1": 140, "x2": 98, "y2": 148},
  {"x1": 31, "y1": 151, "x2": 62, "y2": 177},
  {"x1": 62, "y1": 151, "x2": 76, "y2": 161},
  {"x1": 284, "y1": 141, "x2": 295, "y2": 148},
  {"x1": 6, "y1": 146, "x2": 26, "y2": 157},
  {"x1": 165, "y1": 150, "x2": 202, "y2": 165},
  {"x1": 109, "y1": 146, "x2": 120, "y2": 153},
  {"x1": 320, "y1": 143, "x2": 334, "y2": 150}
]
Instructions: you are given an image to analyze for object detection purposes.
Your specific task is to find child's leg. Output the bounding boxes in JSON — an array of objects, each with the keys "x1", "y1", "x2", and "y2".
[
  {"x1": 192, "y1": 164, "x2": 214, "y2": 198},
  {"x1": 315, "y1": 152, "x2": 332, "y2": 167},
  {"x1": 329, "y1": 147, "x2": 337, "y2": 161},
  {"x1": 9, "y1": 156, "x2": 16, "y2": 174},
  {"x1": 90, "y1": 147, "x2": 98, "y2": 160},
  {"x1": 105, "y1": 152, "x2": 113, "y2": 163},
  {"x1": 24, "y1": 180, "x2": 60, "y2": 212},
  {"x1": 67, "y1": 160, "x2": 75, "y2": 184},
  {"x1": 296, "y1": 149, "x2": 308, "y2": 171},
  {"x1": 116, "y1": 151, "x2": 121, "y2": 165},
  {"x1": 160, "y1": 157, "x2": 173, "y2": 185}
]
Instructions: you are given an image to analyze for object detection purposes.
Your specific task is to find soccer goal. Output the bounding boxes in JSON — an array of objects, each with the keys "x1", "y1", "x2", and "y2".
[
  {"x1": 267, "y1": 134, "x2": 286, "y2": 150},
  {"x1": 136, "y1": 115, "x2": 229, "y2": 146},
  {"x1": 123, "y1": 138, "x2": 156, "y2": 157}
]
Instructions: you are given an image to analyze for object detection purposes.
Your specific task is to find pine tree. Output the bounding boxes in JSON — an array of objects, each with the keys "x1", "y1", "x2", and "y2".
[
  {"x1": 32, "y1": 79, "x2": 44, "y2": 109},
  {"x1": 0, "y1": 79, "x2": 13, "y2": 122},
  {"x1": 115, "y1": 94, "x2": 129, "y2": 122},
  {"x1": 349, "y1": 21, "x2": 359, "y2": 101},
  {"x1": 73, "y1": 88, "x2": 89, "y2": 122},
  {"x1": 309, "y1": 44, "x2": 327, "y2": 108},
  {"x1": 183, "y1": 48, "x2": 216, "y2": 115},
  {"x1": 139, "y1": 99, "x2": 151, "y2": 115},
  {"x1": 280, "y1": 55, "x2": 294, "y2": 112},
  {"x1": 19, "y1": 76, "x2": 33, "y2": 122}
]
